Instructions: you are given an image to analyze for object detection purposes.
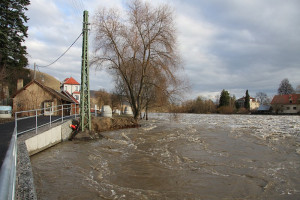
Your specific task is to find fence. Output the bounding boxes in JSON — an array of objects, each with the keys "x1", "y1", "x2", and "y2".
[
  {"x1": 15, "y1": 103, "x2": 79, "y2": 135},
  {"x1": 0, "y1": 103, "x2": 79, "y2": 200},
  {"x1": 0, "y1": 126, "x2": 17, "y2": 200}
]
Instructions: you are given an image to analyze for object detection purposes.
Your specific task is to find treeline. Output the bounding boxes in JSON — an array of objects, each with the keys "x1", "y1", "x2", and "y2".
[
  {"x1": 170, "y1": 89, "x2": 251, "y2": 114},
  {"x1": 92, "y1": 89, "x2": 122, "y2": 110},
  {"x1": 171, "y1": 96, "x2": 217, "y2": 114}
]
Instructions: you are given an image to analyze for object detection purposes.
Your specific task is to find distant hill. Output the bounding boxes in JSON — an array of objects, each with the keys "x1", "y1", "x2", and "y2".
[{"x1": 29, "y1": 70, "x2": 61, "y2": 91}]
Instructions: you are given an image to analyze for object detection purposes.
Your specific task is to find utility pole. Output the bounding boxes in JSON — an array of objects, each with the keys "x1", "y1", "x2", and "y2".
[{"x1": 80, "y1": 10, "x2": 91, "y2": 131}]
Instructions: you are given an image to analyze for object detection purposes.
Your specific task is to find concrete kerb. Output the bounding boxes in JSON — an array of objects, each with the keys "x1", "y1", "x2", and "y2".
[{"x1": 15, "y1": 119, "x2": 74, "y2": 200}]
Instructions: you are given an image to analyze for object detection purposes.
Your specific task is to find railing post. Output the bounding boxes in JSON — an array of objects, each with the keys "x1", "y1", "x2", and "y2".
[
  {"x1": 15, "y1": 112, "x2": 17, "y2": 135},
  {"x1": 61, "y1": 104, "x2": 64, "y2": 122},
  {"x1": 35, "y1": 110, "x2": 38, "y2": 135},
  {"x1": 50, "y1": 106, "x2": 52, "y2": 127}
]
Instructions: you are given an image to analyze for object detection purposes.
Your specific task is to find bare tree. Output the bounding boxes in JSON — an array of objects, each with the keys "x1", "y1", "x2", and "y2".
[
  {"x1": 95, "y1": 89, "x2": 112, "y2": 108},
  {"x1": 92, "y1": 0, "x2": 182, "y2": 120},
  {"x1": 278, "y1": 78, "x2": 295, "y2": 95},
  {"x1": 255, "y1": 92, "x2": 271, "y2": 105},
  {"x1": 296, "y1": 85, "x2": 300, "y2": 94}
]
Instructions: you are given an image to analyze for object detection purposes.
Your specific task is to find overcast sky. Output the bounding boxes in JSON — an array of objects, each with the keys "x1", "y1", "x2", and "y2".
[{"x1": 25, "y1": 0, "x2": 300, "y2": 100}]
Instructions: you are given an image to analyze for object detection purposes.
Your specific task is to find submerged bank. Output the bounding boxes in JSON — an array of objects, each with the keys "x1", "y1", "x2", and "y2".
[{"x1": 74, "y1": 116, "x2": 139, "y2": 140}]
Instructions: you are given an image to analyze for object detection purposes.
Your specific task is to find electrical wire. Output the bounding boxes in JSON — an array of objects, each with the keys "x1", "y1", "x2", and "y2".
[
  {"x1": 72, "y1": 0, "x2": 83, "y2": 17},
  {"x1": 78, "y1": 0, "x2": 85, "y2": 12},
  {"x1": 37, "y1": 32, "x2": 83, "y2": 68}
]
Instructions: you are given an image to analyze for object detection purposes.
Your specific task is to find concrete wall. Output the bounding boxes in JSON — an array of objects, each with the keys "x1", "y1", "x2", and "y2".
[
  {"x1": 16, "y1": 119, "x2": 73, "y2": 200},
  {"x1": 63, "y1": 84, "x2": 79, "y2": 95},
  {"x1": 25, "y1": 120, "x2": 73, "y2": 156},
  {"x1": 281, "y1": 104, "x2": 300, "y2": 114}
]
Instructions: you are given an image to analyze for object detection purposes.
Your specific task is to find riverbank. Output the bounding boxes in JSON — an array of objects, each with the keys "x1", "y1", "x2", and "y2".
[{"x1": 74, "y1": 116, "x2": 140, "y2": 140}]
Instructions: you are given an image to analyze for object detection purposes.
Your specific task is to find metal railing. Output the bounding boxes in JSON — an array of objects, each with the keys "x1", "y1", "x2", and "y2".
[
  {"x1": 0, "y1": 103, "x2": 79, "y2": 200},
  {"x1": 0, "y1": 126, "x2": 17, "y2": 200},
  {"x1": 15, "y1": 103, "x2": 79, "y2": 135}
]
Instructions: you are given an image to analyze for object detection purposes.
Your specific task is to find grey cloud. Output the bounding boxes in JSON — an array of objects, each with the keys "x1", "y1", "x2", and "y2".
[
  {"x1": 172, "y1": 0, "x2": 300, "y2": 98},
  {"x1": 24, "y1": 0, "x2": 300, "y2": 99}
]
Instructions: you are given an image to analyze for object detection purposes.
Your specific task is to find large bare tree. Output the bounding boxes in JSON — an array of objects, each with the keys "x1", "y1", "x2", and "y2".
[
  {"x1": 92, "y1": 0, "x2": 182, "y2": 119},
  {"x1": 278, "y1": 78, "x2": 295, "y2": 95}
]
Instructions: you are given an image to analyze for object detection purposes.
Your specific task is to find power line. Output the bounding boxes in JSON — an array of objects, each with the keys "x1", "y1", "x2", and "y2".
[
  {"x1": 37, "y1": 32, "x2": 82, "y2": 68},
  {"x1": 78, "y1": 0, "x2": 85, "y2": 12},
  {"x1": 71, "y1": 0, "x2": 83, "y2": 17}
]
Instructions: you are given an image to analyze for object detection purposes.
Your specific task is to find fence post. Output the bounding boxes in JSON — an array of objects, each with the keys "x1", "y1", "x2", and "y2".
[
  {"x1": 35, "y1": 110, "x2": 38, "y2": 135},
  {"x1": 50, "y1": 106, "x2": 52, "y2": 127},
  {"x1": 15, "y1": 112, "x2": 17, "y2": 135},
  {"x1": 61, "y1": 104, "x2": 64, "y2": 122}
]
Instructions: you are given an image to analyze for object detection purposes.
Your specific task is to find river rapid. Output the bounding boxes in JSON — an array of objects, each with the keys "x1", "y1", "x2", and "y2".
[{"x1": 31, "y1": 114, "x2": 300, "y2": 200}]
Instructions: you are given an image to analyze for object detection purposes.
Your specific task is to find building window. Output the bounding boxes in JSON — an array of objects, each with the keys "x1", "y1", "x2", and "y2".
[
  {"x1": 286, "y1": 106, "x2": 290, "y2": 110},
  {"x1": 75, "y1": 95, "x2": 79, "y2": 100},
  {"x1": 75, "y1": 86, "x2": 79, "y2": 91},
  {"x1": 44, "y1": 101, "x2": 54, "y2": 115},
  {"x1": 293, "y1": 107, "x2": 297, "y2": 110},
  {"x1": 65, "y1": 86, "x2": 67, "y2": 91}
]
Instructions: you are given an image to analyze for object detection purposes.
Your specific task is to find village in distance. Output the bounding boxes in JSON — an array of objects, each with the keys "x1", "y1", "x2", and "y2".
[{"x1": 1, "y1": 68, "x2": 299, "y2": 120}]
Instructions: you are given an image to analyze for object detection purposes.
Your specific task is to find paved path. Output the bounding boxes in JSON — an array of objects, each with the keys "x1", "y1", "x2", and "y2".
[
  {"x1": 0, "y1": 120, "x2": 15, "y2": 169},
  {"x1": 0, "y1": 115, "x2": 74, "y2": 169}
]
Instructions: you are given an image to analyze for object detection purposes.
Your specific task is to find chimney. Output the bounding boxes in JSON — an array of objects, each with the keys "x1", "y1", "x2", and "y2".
[{"x1": 17, "y1": 79, "x2": 23, "y2": 91}]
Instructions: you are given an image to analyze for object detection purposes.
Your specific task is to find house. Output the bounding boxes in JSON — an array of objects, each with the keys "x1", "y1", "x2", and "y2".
[
  {"x1": 271, "y1": 94, "x2": 300, "y2": 114},
  {"x1": 236, "y1": 97, "x2": 260, "y2": 110},
  {"x1": 61, "y1": 77, "x2": 80, "y2": 103},
  {"x1": 12, "y1": 80, "x2": 76, "y2": 116}
]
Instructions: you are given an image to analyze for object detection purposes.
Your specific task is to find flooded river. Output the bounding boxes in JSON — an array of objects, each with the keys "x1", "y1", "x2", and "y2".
[{"x1": 31, "y1": 114, "x2": 300, "y2": 199}]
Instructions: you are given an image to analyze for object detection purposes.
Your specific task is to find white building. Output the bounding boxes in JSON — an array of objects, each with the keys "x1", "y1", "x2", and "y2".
[
  {"x1": 271, "y1": 94, "x2": 300, "y2": 114},
  {"x1": 61, "y1": 77, "x2": 80, "y2": 103},
  {"x1": 236, "y1": 97, "x2": 260, "y2": 110}
]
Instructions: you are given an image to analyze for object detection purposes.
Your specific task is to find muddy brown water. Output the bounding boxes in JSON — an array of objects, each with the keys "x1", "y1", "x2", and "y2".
[{"x1": 31, "y1": 114, "x2": 300, "y2": 200}]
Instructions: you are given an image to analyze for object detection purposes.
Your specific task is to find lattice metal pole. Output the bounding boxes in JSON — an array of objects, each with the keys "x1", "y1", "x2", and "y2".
[{"x1": 80, "y1": 10, "x2": 91, "y2": 131}]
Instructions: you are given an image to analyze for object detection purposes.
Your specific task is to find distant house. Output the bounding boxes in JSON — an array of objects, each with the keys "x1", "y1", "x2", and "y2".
[
  {"x1": 61, "y1": 77, "x2": 80, "y2": 103},
  {"x1": 271, "y1": 94, "x2": 300, "y2": 114},
  {"x1": 236, "y1": 97, "x2": 260, "y2": 110},
  {"x1": 12, "y1": 80, "x2": 76, "y2": 115}
]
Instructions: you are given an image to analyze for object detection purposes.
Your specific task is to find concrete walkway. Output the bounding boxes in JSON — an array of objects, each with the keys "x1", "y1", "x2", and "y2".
[
  {"x1": 0, "y1": 120, "x2": 15, "y2": 170},
  {"x1": 0, "y1": 115, "x2": 73, "y2": 169}
]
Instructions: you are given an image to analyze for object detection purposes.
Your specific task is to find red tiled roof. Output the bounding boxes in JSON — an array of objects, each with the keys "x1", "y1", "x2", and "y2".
[
  {"x1": 271, "y1": 94, "x2": 300, "y2": 105},
  {"x1": 63, "y1": 77, "x2": 80, "y2": 85}
]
